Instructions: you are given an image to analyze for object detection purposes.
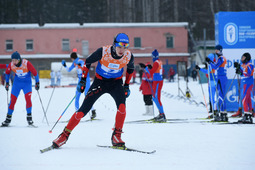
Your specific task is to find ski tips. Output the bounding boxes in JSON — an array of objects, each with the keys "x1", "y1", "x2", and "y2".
[{"x1": 49, "y1": 130, "x2": 52, "y2": 133}]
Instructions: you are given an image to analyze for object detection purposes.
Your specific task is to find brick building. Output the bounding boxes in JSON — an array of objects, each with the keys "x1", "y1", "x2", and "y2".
[{"x1": 0, "y1": 22, "x2": 189, "y2": 78}]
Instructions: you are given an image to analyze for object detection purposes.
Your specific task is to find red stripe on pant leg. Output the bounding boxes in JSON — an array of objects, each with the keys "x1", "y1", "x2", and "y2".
[
  {"x1": 115, "y1": 103, "x2": 126, "y2": 130},
  {"x1": 25, "y1": 92, "x2": 32, "y2": 109},
  {"x1": 156, "y1": 81, "x2": 163, "y2": 106},
  {"x1": 66, "y1": 111, "x2": 84, "y2": 131},
  {"x1": 9, "y1": 94, "x2": 17, "y2": 110}
]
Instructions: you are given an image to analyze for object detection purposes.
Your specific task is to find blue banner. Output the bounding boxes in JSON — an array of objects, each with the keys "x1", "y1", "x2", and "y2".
[
  {"x1": 215, "y1": 11, "x2": 255, "y2": 112},
  {"x1": 215, "y1": 11, "x2": 255, "y2": 49}
]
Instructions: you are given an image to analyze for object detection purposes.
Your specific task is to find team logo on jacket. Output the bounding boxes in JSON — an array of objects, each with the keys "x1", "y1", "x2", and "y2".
[{"x1": 108, "y1": 63, "x2": 120, "y2": 69}]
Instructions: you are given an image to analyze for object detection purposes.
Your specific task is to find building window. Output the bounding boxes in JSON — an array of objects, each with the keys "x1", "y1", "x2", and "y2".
[
  {"x1": 26, "y1": 39, "x2": 33, "y2": 51},
  {"x1": 166, "y1": 36, "x2": 174, "y2": 48},
  {"x1": 6, "y1": 40, "x2": 13, "y2": 51},
  {"x1": 62, "y1": 39, "x2": 70, "y2": 51},
  {"x1": 134, "y1": 37, "x2": 141, "y2": 48}
]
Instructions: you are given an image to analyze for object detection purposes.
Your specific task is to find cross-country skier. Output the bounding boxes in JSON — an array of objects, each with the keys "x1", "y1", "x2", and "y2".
[
  {"x1": 52, "y1": 33, "x2": 134, "y2": 148},
  {"x1": 236, "y1": 53, "x2": 254, "y2": 123},
  {"x1": 2, "y1": 51, "x2": 40, "y2": 127},
  {"x1": 62, "y1": 52, "x2": 97, "y2": 119},
  {"x1": 196, "y1": 53, "x2": 217, "y2": 118},
  {"x1": 147, "y1": 49, "x2": 166, "y2": 122},
  {"x1": 206, "y1": 45, "x2": 228, "y2": 122}
]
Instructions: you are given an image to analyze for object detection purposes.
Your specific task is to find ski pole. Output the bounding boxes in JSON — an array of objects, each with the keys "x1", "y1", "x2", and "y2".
[
  {"x1": 6, "y1": 90, "x2": 9, "y2": 111},
  {"x1": 144, "y1": 68, "x2": 164, "y2": 114},
  {"x1": 45, "y1": 88, "x2": 55, "y2": 113},
  {"x1": 49, "y1": 95, "x2": 76, "y2": 133},
  {"x1": 37, "y1": 91, "x2": 49, "y2": 126},
  {"x1": 207, "y1": 65, "x2": 214, "y2": 114},
  {"x1": 237, "y1": 74, "x2": 243, "y2": 111},
  {"x1": 45, "y1": 66, "x2": 63, "y2": 114},
  {"x1": 197, "y1": 70, "x2": 209, "y2": 115},
  {"x1": 207, "y1": 64, "x2": 219, "y2": 118}
]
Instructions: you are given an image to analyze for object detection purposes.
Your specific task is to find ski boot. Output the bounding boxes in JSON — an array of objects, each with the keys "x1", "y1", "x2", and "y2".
[
  {"x1": 220, "y1": 112, "x2": 228, "y2": 122},
  {"x1": 91, "y1": 109, "x2": 97, "y2": 119},
  {"x1": 213, "y1": 113, "x2": 221, "y2": 122},
  {"x1": 231, "y1": 108, "x2": 242, "y2": 117},
  {"x1": 142, "y1": 106, "x2": 149, "y2": 116},
  {"x1": 52, "y1": 127, "x2": 71, "y2": 148},
  {"x1": 143, "y1": 105, "x2": 154, "y2": 116},
  {"x1": 238, "y1": 113, "x2": 253, "y2": 124},
  {"x1": 207, "y1": 110, "x2": 218, "y2": 119},
  {"x1": 248, "y1": 114, "x2": 253, "y2": 124},
  {"x1": 152, "y1": 113, "x2": 166, "y2": 122},
  {"x1": 27, "y1": 113, "x2": 34, "y2": 125},
  {"x1": 111, "y1": 128, "x2": 125, "y2": 147},
  {"x1": 1, "y1": 114, "x2": 12, "y2": 127}
]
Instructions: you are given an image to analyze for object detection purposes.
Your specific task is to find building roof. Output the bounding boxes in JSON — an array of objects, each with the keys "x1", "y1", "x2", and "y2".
[{"x1": 0, "y1": 22, "x2": 189, "y2": 30}]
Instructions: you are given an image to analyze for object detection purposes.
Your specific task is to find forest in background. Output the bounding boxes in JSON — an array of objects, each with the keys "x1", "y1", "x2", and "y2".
[{"x1": 0, "y1": 0, "x2": 254, "y2": 41}]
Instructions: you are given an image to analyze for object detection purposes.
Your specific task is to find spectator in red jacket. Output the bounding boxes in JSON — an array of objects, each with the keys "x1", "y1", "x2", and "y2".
[
  {"x1": 139, "y1": 63, "x2": 153, "y2": 116},
  {"x1": 168, "y1": 67, "x2": 175, "y2": 82}
]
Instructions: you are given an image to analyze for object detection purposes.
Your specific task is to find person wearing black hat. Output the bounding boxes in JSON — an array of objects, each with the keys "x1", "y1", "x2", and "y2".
[
  {"x1": 2, "y1": 51, "x2": 40, "y2": 127},
  {"x1": 52, "y1": 33, "x2": 134, "y2": 149},
  {"x1": 61, "y1": 52, "x2": 96, "y2": 119},
  {"x1": 205, "y1": 45, "x2": 228, "y2": 122},
  {"x1": 235, "y1": 53, "x2": 254, "y2": 124}
]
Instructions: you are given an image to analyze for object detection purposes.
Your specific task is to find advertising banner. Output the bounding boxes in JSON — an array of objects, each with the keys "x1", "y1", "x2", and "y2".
[{"x1": 215, "y1": 11, "x2": 255, "y2": 111}]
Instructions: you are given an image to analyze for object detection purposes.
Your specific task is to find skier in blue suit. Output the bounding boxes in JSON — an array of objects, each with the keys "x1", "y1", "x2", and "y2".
[
  {"x1": 196, "y1": 53, "x2": 217, "y2": 118},
  {"x1": 62, "y1": 52, "x2": 96, "y2": 119},
  {"x1": 206, "y1": 45, "x2": 228, "y2": 122}
]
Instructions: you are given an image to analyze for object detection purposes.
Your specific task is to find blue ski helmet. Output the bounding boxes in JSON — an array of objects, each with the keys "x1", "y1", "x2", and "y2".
[{"x1": 114, "y1": 33, "x2": 129, "y2": 48}]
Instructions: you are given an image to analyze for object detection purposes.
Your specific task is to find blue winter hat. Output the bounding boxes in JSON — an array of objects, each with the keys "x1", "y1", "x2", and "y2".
[
  {"x1": 215, "y1": 45, "x2": 223, "y2": 52},
  {"x1": 152, "y1": 49, "x2": 159, "y2": 58},
  {"x1": 11, "y1": 51, "x2": 21, "y2": 60}
]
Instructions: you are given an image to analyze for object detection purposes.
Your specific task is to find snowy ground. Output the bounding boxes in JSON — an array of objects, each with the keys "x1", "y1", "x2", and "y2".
[{"x1": 0, "y1": 77, "x2": 255, "y2": 170}]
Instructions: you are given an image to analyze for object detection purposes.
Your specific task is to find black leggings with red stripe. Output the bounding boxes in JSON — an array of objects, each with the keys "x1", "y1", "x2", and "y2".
[{"x1": 78, "y1": 77, "x2": 126, "y2": 116}]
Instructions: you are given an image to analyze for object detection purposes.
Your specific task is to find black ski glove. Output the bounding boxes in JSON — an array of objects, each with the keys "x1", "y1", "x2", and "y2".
[
  {"x1": 62, "y1": 60, "x2": 67, "y2": 67},
  {"x1": 195, "y1": 65, "x2": 200, "y2": 70},
  {"x1": 5, "y1": 82, "x2": 9, "y2": 91},
  {"x1": 123, "y1": 83, "x2": 130, "y2": 98},
  {"x1": 77, "y1": 78, "x2": 86, "y2": 93},
  {"x1": 35, "y1": 82, "x2": 40, "y2": 90},
  {"x1": 205, "y1": 57, "x2": 212, "y2": 63}
]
